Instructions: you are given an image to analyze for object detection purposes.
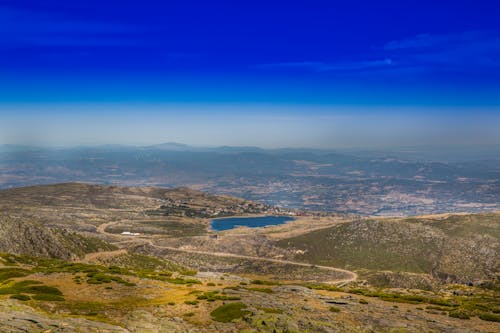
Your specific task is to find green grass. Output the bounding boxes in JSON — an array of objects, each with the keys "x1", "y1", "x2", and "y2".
[
  {"x1": 210, "y1": 302, "x2": 250, "y2": 323},
  {"x1": 246, "y1": 287, "x2": 273, "y2": 294},
  {"x1": 62, "y1": 301, "x2": 107, "y2": 316},
  {"x1": 0, "y1": 268, "x2": 31, "y2": 282},
  {"x1": 329, "y1": 306, "x2": 341, "y2": 312},
  {"x1": 0, "y1": 253, "x2": 19, "y2": 266},
  {"x1": 196, "y1": 291, "x2": 241, "y2": 302},
  {"x1": 0, "y1": 252, "x2": 195, "y2": 284},
  {"x1": 478, "y1": 313, "x2": 500, "y2": 322},
  {"x1": 86, "y1": 272, "x2": 136, "y2": 286},
  {"x1": 449, "y1": 310, "x2": 470, "y2": 319},
  {"x1": 277, "y1": 219, "x2": 443, "y2": 274},
  {"x1": 10, "y1": 294, "x2": 31, "y2": 301},
  {"x1": 184, "y1": 300, "x2": 199, "y2": 305},
  {"x1": 0, "y1": 280, "x2": 64, "y2": 302},
  {"x1": 346, "y1": 288, "x2": 454, "y2": 305},
  {"x1": 32, "y1": 294, "x2": 65, "y2": 301},
  {"x1": 426, "y1": 305, "x2": 451, "y2": 312},
  {"x1": 277, "y1": 214, "x2": 500, "y2": 284},
  {"x1": 166, "y1": 277, "x2": 201, "y2": 285},
  {"x1": 250, "y1": 279, "x2": 280, "y2": 286}
]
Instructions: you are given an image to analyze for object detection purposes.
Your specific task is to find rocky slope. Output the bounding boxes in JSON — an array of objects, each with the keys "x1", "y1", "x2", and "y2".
[{"x1": 0, "y1": 218, "x2": 115, "y2": 260}]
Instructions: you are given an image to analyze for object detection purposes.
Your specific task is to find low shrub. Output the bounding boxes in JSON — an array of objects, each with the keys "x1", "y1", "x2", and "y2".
[
  {"x1": 210, "y1": 302, "x2": 250, "y2": 323},
  {"x1": 32, "y1": 294, "x2": 65, "y2": 301},
  {"x1": 449, "y1": 310, "x2": 470, "y2": 319},
  {"x1": 10, "y1": 294, "x2": 31, "y2": 301},
  {"x1": 479, "y1": 313, "x2": 500, "y2": 322}
]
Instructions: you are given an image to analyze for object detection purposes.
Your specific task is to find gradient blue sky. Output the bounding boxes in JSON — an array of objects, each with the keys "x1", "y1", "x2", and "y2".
[{"x1": 1, "y1": 0, "x2": 499, "y2": 147}]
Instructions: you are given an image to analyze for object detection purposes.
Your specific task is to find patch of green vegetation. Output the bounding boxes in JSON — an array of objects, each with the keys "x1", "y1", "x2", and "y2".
[
  {"x1": 329, "y1": 306, "x2": 340, "y2": 312},
  {"x1": 0, "y1": 267, "x2": 31, "y2": 282},
  {"x1": 478, "y1": 313, "x2": 500, "y2": 322},
  {"x1": 0, "y1": 253, "x2": 19, "y2": 266},
  {"x1": 166, "y1": 277, "x2": 201, "y2": 285},
  {"x1": 107, "y1": 219, "x2": 207, "y2": 237},
  {"x1": 63, "y1": 301, "x2": 107, "y2": 316},
  {"x1": 24, "y1": 285, "x2": 63, "y2": 295},
  {"x1": 428, "y1": 298, "x2": 457, "y2": 307},
  {"x1": 426, "y1": 305, "x2": 451, "y2": 312},
  {"x1": 32, "y1": 293, "x2": 65, "y2": 301},
  {"x1": 458, "y1": 294, "x2": 499, "y2": 315},
  {"x1": 86, "y1": 272, "x2": 135, "y2": 286},
  {"x1": 278, "y1": 214, "x2": 500, "y2": 284},
  {"x1": 196, "y1": 291, "x2": 241, "y2": 302},
  {"x1": 251, "y1": 279, "x2": 280, "y2": 286},
  {"x1": 10, "y1": 294, "x2": 31, "y2": 301},
  {"x1": 1, "y1": 252, "x2": 195, "y2": 285},
  {"x1": 347, "y1": 288, "x2": 438, "y2": 305},
  {"x1": 0, "y1": 280, "x2": 64, "y2": 302},
  {"x1": 184, "y1": 300, "x2": 199, "y2": 305},
  {"x1": 277, "y1": 219, "x2": 443, "y2": 274},
  {"x1": 210, "y1": 302, "x2": 250, "y2": 323},
  {"x1": 206, "y1": 282, "x2": 216, "y2": 286},
  {"x1": 246, "y1": 287, "x2": 273, "y2": 294},
  {"x1": 449, "y1": 310, "x2": 470, "y2": 319},
  {"x1": 359, "y1": 299, "x2": 368, "y2": 304},
  {"x1": 0, "y1": 280, "x2": 47, "y2": 295}
]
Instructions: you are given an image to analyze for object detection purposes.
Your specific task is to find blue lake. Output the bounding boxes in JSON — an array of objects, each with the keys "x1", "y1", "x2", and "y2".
[{"x1": 210, "y1": 216, "x2": 295, "y2": 231}]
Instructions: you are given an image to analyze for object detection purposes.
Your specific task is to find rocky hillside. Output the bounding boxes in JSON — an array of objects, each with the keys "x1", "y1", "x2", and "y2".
[
  {"x1": 278, "y1": 213, "x2": 500, "y2": 284},
  {"x1": 0, "y1": 218, "x2": 115, "y2": 260}
]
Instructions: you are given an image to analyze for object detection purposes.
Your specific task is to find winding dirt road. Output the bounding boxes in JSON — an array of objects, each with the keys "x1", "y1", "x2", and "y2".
[{"x1": 94, "y1": 221, "x2": 358, "y2": 285}]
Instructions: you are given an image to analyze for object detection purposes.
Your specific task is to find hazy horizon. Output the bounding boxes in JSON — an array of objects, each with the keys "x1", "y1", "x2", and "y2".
[{"x1": 1, "y1": 104, "x2": 499, "y2": 149}]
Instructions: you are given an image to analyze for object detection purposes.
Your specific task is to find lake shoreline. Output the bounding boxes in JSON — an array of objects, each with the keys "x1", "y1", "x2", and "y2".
[{"x1": 210, "y1": 215, "x2": 296, "y2": 231}]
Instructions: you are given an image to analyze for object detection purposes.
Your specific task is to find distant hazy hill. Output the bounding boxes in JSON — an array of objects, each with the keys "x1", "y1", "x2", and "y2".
[
  {"x1": 278, "y1": 213, "x2": 500, "y2": 284},
  {"x1": 0, "y1": 182, "x2": 253, "y2": 210},
  {"x1": 1, "y1": 144, "x2": 499, "y2": 215}
]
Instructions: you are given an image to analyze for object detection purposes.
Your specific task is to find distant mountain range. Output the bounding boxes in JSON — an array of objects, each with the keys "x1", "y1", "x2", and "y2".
[{"x1": 1, "y1": 144, "x2": 499, "y2": 215}]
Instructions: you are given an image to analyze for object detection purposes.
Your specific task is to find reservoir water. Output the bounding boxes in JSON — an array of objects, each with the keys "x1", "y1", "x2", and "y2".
[{"x1": 210, "y1": 216, "x2": 295, "y2": 231}]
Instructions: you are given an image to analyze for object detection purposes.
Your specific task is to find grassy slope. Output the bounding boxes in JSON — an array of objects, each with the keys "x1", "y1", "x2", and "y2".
[{"x1": 277, "y1": 213, "x2": 499, "y2": 283}]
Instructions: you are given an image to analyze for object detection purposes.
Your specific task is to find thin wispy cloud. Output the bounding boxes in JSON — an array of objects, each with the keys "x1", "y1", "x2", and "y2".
[{"x1": 258, "y1": 30, "x2": 500, "y2": 75}]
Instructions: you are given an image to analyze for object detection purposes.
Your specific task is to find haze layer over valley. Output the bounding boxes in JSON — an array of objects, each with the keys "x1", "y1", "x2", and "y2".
[{"x1": 1, "y1": 144, "x2": 499, "y2": 216}]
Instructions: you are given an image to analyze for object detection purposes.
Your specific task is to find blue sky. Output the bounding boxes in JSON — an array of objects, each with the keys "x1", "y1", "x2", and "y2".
[{"x1": 1, "y1": 1, "x2": 499, "y2": 147}]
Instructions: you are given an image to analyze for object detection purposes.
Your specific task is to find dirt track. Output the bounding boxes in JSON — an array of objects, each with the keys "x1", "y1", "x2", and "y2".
[{"x1": 94, "y1": 221, "x2": 358, "y2": 285}]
